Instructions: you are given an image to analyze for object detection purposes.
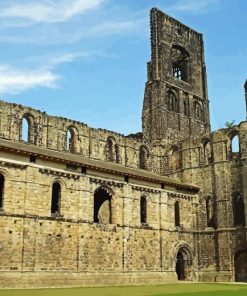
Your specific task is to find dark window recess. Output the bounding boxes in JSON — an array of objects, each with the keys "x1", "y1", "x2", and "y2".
[
  {"x1": 140, "y1": 196, "x2": 147, "y2": 224},
  {"x1": 81, "y1": 167, "x2": 87, "y2": 174},
  {"x1": 124, "y1": 176, "x2": 129, "y2": 183},
  {"x1": 51, "y1": 183, "x2": 61, "y2": 215},
  {"x1": 30, "y1": 155, "x2": 36, "y2": 163},
  {"x1": 175, "y1": 201, "x2": 180, "y2": 227},
  {"x1": 232, "y1": 192, "x2": 245, "y2": 226},
  {"x1": 161, "y1": 183, "x2": 165, "y2": 189},
  {"x1": 0, "y1": 174, "x2": 4, "y2": 208},
  {"x1": 66, "y1": 164, "x2": 78, "y2": 171}
]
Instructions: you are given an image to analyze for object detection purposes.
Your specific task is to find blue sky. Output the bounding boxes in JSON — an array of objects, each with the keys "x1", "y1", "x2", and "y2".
[{"x1": 0, "y1": 0, "x2": 246, "y2": 135}]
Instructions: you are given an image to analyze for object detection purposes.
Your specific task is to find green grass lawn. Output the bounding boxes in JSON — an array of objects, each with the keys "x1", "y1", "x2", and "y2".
[{"x1": 0, "y1": 284, "x2": 247, "y2": 296}]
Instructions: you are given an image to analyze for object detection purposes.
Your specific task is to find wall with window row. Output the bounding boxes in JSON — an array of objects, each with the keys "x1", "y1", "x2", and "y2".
[
  {"x1": 0, "y1": 159, "x2": 204, "y2": 285},
  {"x1": 0, "y1": 100, "x2": 157, "y2": 172}
]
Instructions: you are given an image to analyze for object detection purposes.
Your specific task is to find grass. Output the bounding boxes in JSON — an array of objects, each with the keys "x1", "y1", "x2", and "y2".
[{"x1": 0, "y1": 283, "x2": 247, "y2": 296}]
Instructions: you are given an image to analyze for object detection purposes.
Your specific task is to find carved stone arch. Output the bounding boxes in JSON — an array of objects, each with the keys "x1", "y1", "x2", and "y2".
[
  {"x1": 173, "y1": 242, "x2": 194, "y2": 281},
  {"x1": 50, "y1": 177, "x2": 67, "y2": 189},
  {"x1": 95, "y1": 185, "x2": 115, "y2": 199},
  {"x1": 65, "y1": 125, "x2": 78, "y2": 152},
  {"x1": 171, "y1": 44, "x2": 190, "y2": 82},
  {"x1": 20, "y1": 112, "x2": 35, "y2": 143},
  {"x1": 0, "y1": 168, "x2": 10, "y2": 178}
]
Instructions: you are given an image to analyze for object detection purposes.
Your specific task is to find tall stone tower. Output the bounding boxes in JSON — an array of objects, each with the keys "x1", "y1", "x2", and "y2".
[{"x1": 142, "y1": 8, "x2": 211, "y2": 145}]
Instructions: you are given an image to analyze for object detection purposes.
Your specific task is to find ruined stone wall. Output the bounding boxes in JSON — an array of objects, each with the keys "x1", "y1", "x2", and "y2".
[
  {"x1": 164, "y1": 121, "x2": 247, "y2": 281},
  {"x1": 0, "y1": 149, "x2": 199, "y2": 287},
  {"x1": 0, "y1": 100, "x2": 160, "y2": 174}
]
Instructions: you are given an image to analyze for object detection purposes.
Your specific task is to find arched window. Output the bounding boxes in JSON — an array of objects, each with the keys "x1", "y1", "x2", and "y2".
[
  {"x1": 232, "y1": 191, "x2": 245, "y2": 226},
  {"x1": 66, "y1": 127, "x2": 75, "y2": 152},
  {"x1": 140, "y1": 196, "x2": 147, "y2": 224},
  {"x1": 115, "y1": 144, "x2": 121, "y2": 164},
  {"x1": 205, "y1": 195, "x2": 214, "y2": 227},
  {"x1": 0, "y1": 174, "x2": 5, "y2": 209},
  {"x1": 184, "y1": 100, "x2": 189, "y2": 116},
  {"x1": 22, "y1": 117, "x2": 29, "y2": 142},
  {"x1": 106, "y1": 137, "x2": 116, "y2": 162},
  {"x1": 171, "y1": 45, "x2": 190, "y2": 82},
  {"x1": 170, "y1": 147, "x2": 182, "y2": 171},
  {"x1": 51, "y1": 182, "x2": 61, "y2": 216},
  {"x1": 193, "y1": 101, "x2": 203, "y2": 121},
  {"x1": 174, "y1": 201, "x2": 180, "y2": 227},
  {"x1": 21, "y1": 114, "x2": 35, "y2": 143},
  {"x1": 167, "y1": 91, "x2": 179, "y2": 112},
  {"x1": 231, "y1": 134, "x2": 240, "y2": 153},
  {"x1": 139, "y1": 146, "x2": 148, "y2": 170},
  {"x1": 94, "y1": 187, "x2": 112, "y2": 224},
  {"x1": 203, "y1": 141, "x2": 212, "y2": 165}
]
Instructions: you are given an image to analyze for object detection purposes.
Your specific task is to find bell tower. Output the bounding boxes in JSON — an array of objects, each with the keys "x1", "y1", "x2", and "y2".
[{"x1": 142, "y1": 8, "x2": 211, "y2": 145}]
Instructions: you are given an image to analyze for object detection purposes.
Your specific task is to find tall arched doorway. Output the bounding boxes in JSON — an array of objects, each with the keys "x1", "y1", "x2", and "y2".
[
  {"x1": 235, "y1": 251, "x2": 247, "y2": 282},
  {"x1": 176, "y1": 251, "x2": 185, "y2": 280},
  {"x1": 93, "y1": 187, "x2": 112, "y2": 224},
  {"x1": 175, "y1": 247, "x2": 192, "y2": 281}
]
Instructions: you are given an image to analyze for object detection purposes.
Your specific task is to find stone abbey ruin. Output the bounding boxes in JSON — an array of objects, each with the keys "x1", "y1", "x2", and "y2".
[{"x1": 0, "y1": 8, "x2": 246, "y2": 288}]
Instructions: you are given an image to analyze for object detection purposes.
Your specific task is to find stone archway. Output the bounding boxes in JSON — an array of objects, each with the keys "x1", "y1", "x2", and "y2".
[
  {"x1": 93, "y1": 187, "x2": 112, "y2": 224},
  {"x1": 175, "y1": 246, "x2": 193, "y2": 281},
  {"x1": 235, "y1": 251, "x2": 247, "y2": 282}
]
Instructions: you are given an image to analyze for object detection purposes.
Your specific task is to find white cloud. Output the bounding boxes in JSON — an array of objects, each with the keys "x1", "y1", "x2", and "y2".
[
  {"x1": 87, "y1": 19, "x2": 144, "y2": 36},
  {"x1": 0, "y1": 65, "x2": 59, "y2": 94},
  {"x1": 0, "y1": 17, "x2": 144, "y2": 45},
  {"x1": 0, "y1": 51, "x2": 98, "y2": 94},
  {"x1": 0, "y1": 0, "x2": 105, "y2": 23},
  {"x1": 168, "y1": 0, "x2": 220, "y2": 13}
]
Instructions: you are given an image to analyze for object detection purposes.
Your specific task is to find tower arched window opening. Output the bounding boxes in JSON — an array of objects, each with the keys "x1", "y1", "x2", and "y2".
[
  {"x1": 171, "y1": 45, "x2": 190, "y2": 82},
  {"x1": 231, "y1": 135, "x2": 240, "y2": 153}
]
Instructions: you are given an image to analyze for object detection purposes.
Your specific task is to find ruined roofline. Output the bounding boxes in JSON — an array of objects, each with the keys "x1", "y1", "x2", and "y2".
[
  {"x1": 0, "y1": 99, "x2": 136, "y2": 139},
  {"x1": 0, "y1": 137, "x2": 199, "y2": 193},
  {"x1": 150, "y1": 7, "x2": 203, "y2": 38}
]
